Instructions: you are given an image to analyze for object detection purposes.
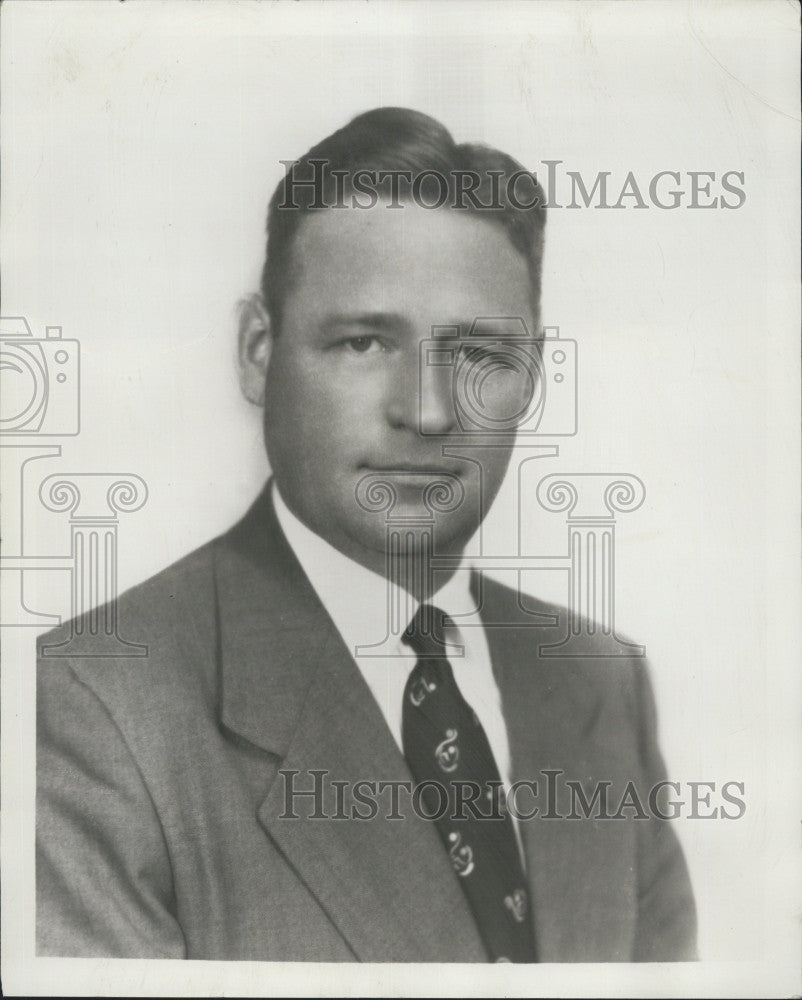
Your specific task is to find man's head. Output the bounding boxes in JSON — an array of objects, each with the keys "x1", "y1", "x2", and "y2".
[{"x1": 239, "y1": 107, "x2": 546, "y2": 578}]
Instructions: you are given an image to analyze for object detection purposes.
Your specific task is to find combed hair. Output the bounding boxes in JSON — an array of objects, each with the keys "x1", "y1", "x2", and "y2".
[{"x1": 261, "y1": 107, "x2": 546, "y2": 332}]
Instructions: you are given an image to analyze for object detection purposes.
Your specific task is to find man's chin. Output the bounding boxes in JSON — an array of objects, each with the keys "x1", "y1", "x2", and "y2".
[{"x1": 343, "y1": 510, "x2": 475, "y2": 561}]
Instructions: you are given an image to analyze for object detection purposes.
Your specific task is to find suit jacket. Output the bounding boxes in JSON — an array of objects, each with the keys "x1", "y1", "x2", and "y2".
[{"x1": 37, "y1": 485, "x2": 696, "y2": 961}]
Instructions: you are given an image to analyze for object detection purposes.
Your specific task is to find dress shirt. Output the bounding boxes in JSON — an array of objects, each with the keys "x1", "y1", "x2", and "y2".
[{"x1": 271, "y1": 484, "x2": 520, "y2": 821}]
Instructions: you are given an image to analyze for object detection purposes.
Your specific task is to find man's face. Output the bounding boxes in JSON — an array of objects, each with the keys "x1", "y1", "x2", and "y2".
[{"x1": 260, "y1": 202, "x2": 537, "y2": 574}]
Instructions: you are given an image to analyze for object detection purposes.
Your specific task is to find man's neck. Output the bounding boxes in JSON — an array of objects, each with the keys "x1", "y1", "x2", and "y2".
[{"x1": 271, "y1": 483, "x2": 465, "y2": 602}]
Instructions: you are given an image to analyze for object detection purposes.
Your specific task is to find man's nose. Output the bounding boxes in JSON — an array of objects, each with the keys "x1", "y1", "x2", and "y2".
[{"x1": 386, "y1": 349, "x2": 457, "y2": 436}]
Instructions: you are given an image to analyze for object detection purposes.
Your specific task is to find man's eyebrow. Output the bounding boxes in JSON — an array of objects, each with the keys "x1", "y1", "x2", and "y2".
[
  {"x1": 320, "y1": 312, "x2": 410, "y2": 333},
  {"x1": 320, "y1": 313, "x2": 489, "y2": 337}
]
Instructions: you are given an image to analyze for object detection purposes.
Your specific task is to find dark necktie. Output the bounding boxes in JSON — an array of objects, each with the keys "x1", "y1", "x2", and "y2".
[{"x1": 401, "y1": 603, "x2": 537, "y2": 963}]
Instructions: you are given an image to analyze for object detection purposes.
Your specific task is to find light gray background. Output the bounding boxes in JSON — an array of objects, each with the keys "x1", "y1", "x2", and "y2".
[{"x1": 3, "y1": 1, "x2": 800, "y2": 995}]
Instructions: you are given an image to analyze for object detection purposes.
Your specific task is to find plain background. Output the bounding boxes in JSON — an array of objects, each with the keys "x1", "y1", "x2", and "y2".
[{"x1": 2, "y1": 1, "x2": 800, "y2": 996}]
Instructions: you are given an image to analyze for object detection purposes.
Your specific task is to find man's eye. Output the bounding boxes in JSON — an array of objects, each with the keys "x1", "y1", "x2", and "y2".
[{"x1": 346, "y1": 335, "x2": 379, "y2": 353}]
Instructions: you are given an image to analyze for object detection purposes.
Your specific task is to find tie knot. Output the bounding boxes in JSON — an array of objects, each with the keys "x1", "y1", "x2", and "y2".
[{"x1": 402, "y1": 604, "x2": 454, "y2": 657}]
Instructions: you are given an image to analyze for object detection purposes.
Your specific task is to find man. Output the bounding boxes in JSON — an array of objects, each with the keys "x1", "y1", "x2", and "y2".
[{"x1": 37, "y1": 107, "x2": 696, "y2": 962}]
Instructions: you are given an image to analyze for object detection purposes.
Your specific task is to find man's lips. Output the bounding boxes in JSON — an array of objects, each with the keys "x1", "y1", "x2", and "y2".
[
  {"x1": 353, "y1": 465, "x2": 472, "y2": 511},
  {"x1": 360, "y1": 464, "x2": 464, "y2": 476}
]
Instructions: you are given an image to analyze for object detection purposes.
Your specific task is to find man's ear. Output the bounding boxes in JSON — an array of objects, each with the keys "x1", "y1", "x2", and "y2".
[{"x1": 237, "y1": 293, "x2": 273, "y2": 406}]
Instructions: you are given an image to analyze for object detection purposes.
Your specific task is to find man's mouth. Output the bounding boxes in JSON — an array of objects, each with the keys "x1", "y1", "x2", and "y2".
[
  {"x1": 362, "y1": 464, "x2": 463, "y2": 477},
  {"x1": 353, "y1": 465, "x2": 472, "y2": 515}
]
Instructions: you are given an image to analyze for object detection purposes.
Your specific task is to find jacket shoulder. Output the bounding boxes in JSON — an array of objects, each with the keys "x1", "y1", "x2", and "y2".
[
  {"x1": 477, "y1": 570, "x2": 649, "y2": 703},
  {"x1": 38, "y1": 536, "x2": 219, "y2": 658}
]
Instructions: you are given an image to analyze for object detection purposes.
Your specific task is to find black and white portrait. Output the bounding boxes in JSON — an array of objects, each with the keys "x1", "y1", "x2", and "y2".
[{"x1": 2, "y1": 3, "x2": 799, "y2": 996}]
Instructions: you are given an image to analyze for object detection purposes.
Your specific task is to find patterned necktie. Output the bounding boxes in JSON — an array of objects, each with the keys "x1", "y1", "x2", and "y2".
[{"x1": 401, "y1": 603, "x2": 537, "y2": 963}]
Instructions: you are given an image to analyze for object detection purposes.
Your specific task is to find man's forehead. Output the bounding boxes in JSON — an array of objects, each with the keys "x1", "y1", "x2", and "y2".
[
  {"x1": 290, "y1": 200, "x2": 519, "y2": 255},
  {"x1": 284, "y1": 203, "x2": 534, "y2": 321}
]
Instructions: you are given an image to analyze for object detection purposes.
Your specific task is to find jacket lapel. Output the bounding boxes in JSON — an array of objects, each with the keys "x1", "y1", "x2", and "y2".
[
  {"x1": 479, "y1": 575, "x2": 637, "y2": 961},
  {"x1": 213, "y1": 488, "x2": 487, "y2": 962}
]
